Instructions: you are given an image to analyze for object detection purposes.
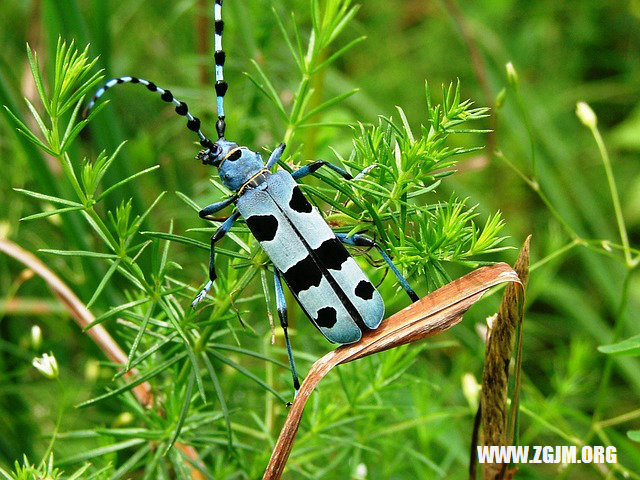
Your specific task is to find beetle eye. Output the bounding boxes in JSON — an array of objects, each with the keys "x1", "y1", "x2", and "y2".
[{"x1": 227, "y1": 149, "x2": 242, "y2": 162}]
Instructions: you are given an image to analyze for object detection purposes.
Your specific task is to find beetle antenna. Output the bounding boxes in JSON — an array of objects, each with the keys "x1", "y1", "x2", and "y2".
[
  {"x1": 83, "y1": 76, "x2": 216, "y2": 151},
  {"x1": 213, "y1": 0, "x2": 228, "y2": 138}
]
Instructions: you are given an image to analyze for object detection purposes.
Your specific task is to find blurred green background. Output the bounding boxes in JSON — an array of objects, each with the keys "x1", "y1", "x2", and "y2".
[{"x1": 0, "y1": 0, "x2": 639, "y2": 478}]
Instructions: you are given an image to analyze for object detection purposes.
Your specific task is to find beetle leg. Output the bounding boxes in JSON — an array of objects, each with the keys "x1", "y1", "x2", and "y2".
[
  {"x1": 199, "y1": 196, "x2": 237, "y2": 220},
  {"x1": 292, "y1": 160, "x2": 375, "y2": 181},
  {"x1": 335, "y1": 233, "x2": 419, "y2": 302},
  {"x1": 192, "y1": 211, "x2": 240, "y2": 307},
  {"x1": 265, "y1": 142, "x2": 286, "y2": 170},
  {"x1": 274, "y1": 268, "x2": 300, "y2": 405}
]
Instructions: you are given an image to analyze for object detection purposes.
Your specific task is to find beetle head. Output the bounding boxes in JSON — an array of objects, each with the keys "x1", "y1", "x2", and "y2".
[{"x1": 197, "y1": 138, "x2": 265, "y2": 192}]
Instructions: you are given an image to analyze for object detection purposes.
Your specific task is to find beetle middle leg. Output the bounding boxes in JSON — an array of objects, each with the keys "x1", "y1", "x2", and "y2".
[
  {"x1": 273, "y1": 268, "x2": 301, "y2": 405},
  {"x1": 335, "y1": 233, "x2": 419, "y2": 302},
  {"x1": 199, "y1": 195, "x2": 237, "y2": 221},
  {"x1": 191, "y1": 210, "x2": 240, "y2": 307}
]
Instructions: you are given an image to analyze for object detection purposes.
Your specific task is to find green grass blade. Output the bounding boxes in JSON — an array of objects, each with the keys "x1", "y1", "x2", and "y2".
[
  {"x1": 76, "y1": 352, "x2": 187, "y2": 408},
  {"x1": 86, "y1": 258, "x2": 122, "y2": 308},
  {"x1": 163, "y1": 367, "x2": 195, "y2": 455}
]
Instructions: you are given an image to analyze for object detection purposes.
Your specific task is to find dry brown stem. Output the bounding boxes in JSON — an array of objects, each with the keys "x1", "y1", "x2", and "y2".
[
  {"x1": 479, "y1": 237, "x2": 530, "y2": 480},
  {"x1": 263, "y1": 262, "x2": 521, "y2": 480}
]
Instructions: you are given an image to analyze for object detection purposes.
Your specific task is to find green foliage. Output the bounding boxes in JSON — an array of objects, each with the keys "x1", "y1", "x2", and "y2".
[
  {"x1": 4, "y1": 39, "x2": 103, "y2": 157},
  {"x1": 0, "y1": 454, "x2": 105, "y2": 480}
]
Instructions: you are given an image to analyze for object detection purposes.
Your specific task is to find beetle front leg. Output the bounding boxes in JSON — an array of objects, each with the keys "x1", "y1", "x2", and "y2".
[
  {"x1": 265, "y1": 142, "x2": 286, "y2": 170},
  {"x1": 192, "y1": 210, "x2": 241, "y2": 307}
]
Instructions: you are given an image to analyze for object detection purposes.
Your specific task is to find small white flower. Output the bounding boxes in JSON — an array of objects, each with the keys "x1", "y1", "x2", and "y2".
[
  {"x1": 32, "y1": 352, "x2": 58, "y2": 379},
  {"x1": 31, "y1": 325, "x2": 42, "y2": 350},
  {"x1": 576, "y1": 101, "x2": 597, "y2": 129},
  {"x1": 354, "y1": 463, "x2": 368, "y2": 479}
]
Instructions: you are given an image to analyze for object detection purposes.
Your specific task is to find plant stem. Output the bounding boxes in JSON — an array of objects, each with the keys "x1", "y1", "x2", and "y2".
[
  {"x1": 589, "y1": 124, "x2": 632, "y2": 267},
  {"x1": 530, "y1": 239, "x2": 581, "y2": 271},
  {"x1": 496, "y1": 151, "x2": 580, "y2": 240},
  {"x1": 597, "y1": 407, "x2": 640, "y2": 429},
  {"x1": 592, "y1": 268, "x2": 633, "y2": 422}
]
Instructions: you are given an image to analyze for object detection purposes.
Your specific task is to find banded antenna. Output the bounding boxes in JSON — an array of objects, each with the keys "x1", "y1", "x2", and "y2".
[
  {"x1": 213, "y1": 0, "x2": 228, "y2": 138},
  {"x1": 84, "y1": 76, "x2": 216, "y2": 151}
]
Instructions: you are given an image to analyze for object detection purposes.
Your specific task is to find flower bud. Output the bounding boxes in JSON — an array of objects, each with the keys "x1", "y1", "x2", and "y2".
[
  {"x1": 114, "y1": 411, "x2": 134, "y2": 427},
  {"x1": 506, "y1": 62, "x2": 518, "y2": 86},
  {"x1": 84, "y1": 358, "x2": 100, "y2": 381},
  {"x1": 576, "y1": 101, "x2": 597, "y2": 129},
  {"x1": 462, "y1": 372, "x2": 481, "y2": 410},
  {"x1": 32, "y1": 352, "x2": 58, "y2": 379},
  {"x1": 31, "y1": 325, "x2": 42, "y2": 350}
]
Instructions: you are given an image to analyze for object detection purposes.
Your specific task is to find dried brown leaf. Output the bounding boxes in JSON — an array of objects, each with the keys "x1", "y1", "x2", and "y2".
[{"x1": 263, "y1": 262, "x2": 521, "y2": 480}]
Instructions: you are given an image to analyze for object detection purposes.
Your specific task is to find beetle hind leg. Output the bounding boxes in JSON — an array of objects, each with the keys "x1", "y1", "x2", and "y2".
[
  {"x1": 335, "y1": 232, "x2": 419, "y2": 303},
  {"x1": 273, "y1": 268, "x2": 301, "y2": 404}
]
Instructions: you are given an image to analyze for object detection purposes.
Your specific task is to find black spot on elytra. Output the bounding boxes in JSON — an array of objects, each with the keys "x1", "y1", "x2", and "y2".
[
  {"x1": 246, "y1": 215, "x2": 278, "y2": 242},
  {"x1": 315, "y1": 238, "x2": 349, "y2": 270},
  {"x1": 227, "y1": 149, "x2": 242, "y2": 161},
  {"x1": 315, "y1": 306, "x2": 337, "y2": 328},
  {"x1": 289, "y1": 186, "x2": 312, "y2": 213},
  {"x1": 283, "y1": 256, "x2": 322, "y2": 294},
  {"x1": 355, "y1": 280, "x2": 375, "y2": 300}
]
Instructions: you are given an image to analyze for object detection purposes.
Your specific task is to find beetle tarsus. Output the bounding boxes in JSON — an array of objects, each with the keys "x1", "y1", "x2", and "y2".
[{"x1": 191, "y1": 280, "x2": 213, "y2": 308}]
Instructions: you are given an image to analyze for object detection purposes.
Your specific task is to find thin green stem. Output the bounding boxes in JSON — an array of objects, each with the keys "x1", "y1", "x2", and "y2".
[
  {"x1": 496, "y1": 151, "x2": 580, "y2": 240},
  {"x1": 530, "y1": 239, "x2": 581, "y2": 271},
  {"x1": 597, "y1": 407, "x2": 640, "y2": 429},
  {"x1": 512, "y1": 86, "x2": 537, "y2": 179},
  {"x1": 589, "y1": 125, "x2": 632, "y2": 267},
  {"x1": 592, "y1": 269, "x2": 633, "y2": 422}
]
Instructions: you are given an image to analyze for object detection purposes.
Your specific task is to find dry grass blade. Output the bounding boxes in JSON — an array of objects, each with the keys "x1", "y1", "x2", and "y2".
[
  {"x1": 263, "y1": 262, "x2": 521, "y2": 480},
  {"x1": 479, "y1": 236, "x2": 530, "y2": 480},
  {"x1": 0, "y1": 239, "x2": 206, "y2": 480}
]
